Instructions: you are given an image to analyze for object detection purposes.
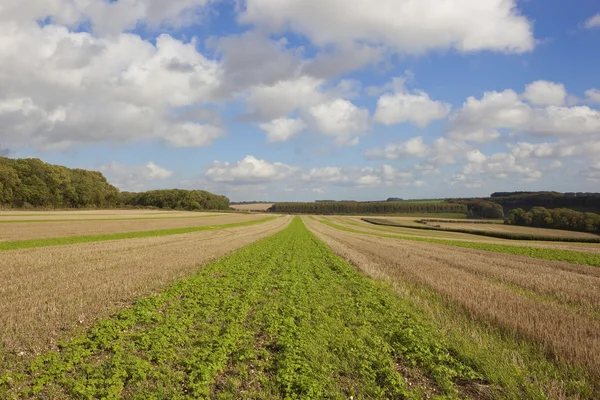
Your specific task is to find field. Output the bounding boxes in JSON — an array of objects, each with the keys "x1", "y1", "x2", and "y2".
[{"x1": 1, "y1": 211, "x2": 599, "y2": 399}]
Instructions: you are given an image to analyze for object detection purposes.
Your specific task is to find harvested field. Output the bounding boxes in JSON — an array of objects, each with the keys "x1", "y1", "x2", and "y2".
[
  {"x1": 0, "y1": 213, "x2": 265, "y2": 241},
  {"x1": 0, "y1": 210, "x2": 217, "y2": 221},
  {"x1": 230, "y1": 203, "x2": 274, "y2": 211},
  {"x1": 0, "y1": 216, "x2": 290, "y2": 355},
  {"x1": 327, "y1": 216, "x2": 600, "y2": 254},
  {"x1": 420, "y1": 220, "x2": 599, "y2": 239},
  {"x1": 306, "y1": 217, "x2": 600, "y2": 393}
]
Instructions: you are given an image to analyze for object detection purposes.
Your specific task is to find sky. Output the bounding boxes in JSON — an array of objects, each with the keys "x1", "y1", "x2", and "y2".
[{"x1": 1, "y1": 0, "x2": 599, "y2": 201}]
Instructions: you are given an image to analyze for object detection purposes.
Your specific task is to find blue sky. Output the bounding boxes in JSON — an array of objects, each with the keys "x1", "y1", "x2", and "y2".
[{"x1": 1, "y1": 0, "x2": 599, "y2": 201}]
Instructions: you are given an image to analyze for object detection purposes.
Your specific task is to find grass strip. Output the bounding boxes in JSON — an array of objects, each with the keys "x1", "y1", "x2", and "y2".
[
  {"x1": 1, "y1": 217, "x2": 487, "y2": 399},
  {"x1": 0, "y1": 213, "x2": 235, "y2": 224},
  {"x1": 318, "y1": 218, "x2": 600, "y2": 268},
  {"x1": 363, "y1": 218, "x2": 600, "y2": 243},
  {"x1": 0, "y1": 217, "x2": 277, "y2": 251}
]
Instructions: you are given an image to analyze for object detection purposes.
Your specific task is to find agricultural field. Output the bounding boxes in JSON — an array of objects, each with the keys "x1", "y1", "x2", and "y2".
[{"x1": 0, "y1": 212, "x2": 599, "y2": 399}]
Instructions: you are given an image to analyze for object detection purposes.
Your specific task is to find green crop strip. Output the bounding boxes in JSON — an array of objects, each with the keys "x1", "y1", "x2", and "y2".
[
  {"x1": 318, "y1": 218, "x2": 600, "y2": 268},
  {"x1": 0, "y1": 217, "x2": 277, "y2": 251},
  {"x1": 0, "y1": 213, "x2": 234, "y2": 224},
  {"x1": 1, "y1": 217, "x2": 487, "y2": 399}
]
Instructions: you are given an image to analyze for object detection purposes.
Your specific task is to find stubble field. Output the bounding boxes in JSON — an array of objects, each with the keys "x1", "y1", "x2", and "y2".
[{"x1": 1, "y1": 211, "x2": 599, "y2": 399}]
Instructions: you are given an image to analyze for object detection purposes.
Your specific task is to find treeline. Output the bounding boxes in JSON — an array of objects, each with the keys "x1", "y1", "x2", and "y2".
[
  {"x1": 268, "y1": 202, "x2": 467, "y2": 215},
  {"x1": 490, "y1": 191, "x2": 600, "y2": 213},
  {"x1": 505, "y1": 207, "x2": 600, "y2": 234},
  {"x1": 119, "y1": 190, "x2": 229, "y2": 211},
  {"x1": 0, "y1": 157, "x2": 230, "y2": 211},
  {"x1": 447, "y1": 199, "x2": 504, "y2": 219},
  {"x1": 0, "y1": 157, "x2": 119, "y2": 208}
]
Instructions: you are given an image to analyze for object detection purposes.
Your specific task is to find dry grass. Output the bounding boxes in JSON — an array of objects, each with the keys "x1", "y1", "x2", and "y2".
[
  {"x1": 0, "y1": 216, "x2": 291, "y2": 355},
  {"x1": 425, "y1": 221, "x2": 600, "y2": 239},
  {"x1": 230, "y1": 203, "x2": 274, "y2": 211},
  {"x1": 0, "y1": 210, "x2": 214, "y2": 221},
  {"x1": 328, "y1": 216, "x2": 600, "y2": 254},
  {"x1": 305, "y1": 217, "x2": 600, "y2": 383},
  {"x1": 0, "y1": 214, "x2": 265, "y2": 241}
]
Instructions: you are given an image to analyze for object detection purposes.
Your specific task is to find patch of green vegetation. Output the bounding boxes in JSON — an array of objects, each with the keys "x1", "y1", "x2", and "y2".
[
  {"x1": 1, "y1": 217, "x2": 485, "y2": 399},
  {"x1": 0, "y1": 213, "x2": 232, "y2": 224},
  {"x1": 0, "y1": 217, "x2": 277, "y2": 251},
  {"x1": 363, "y1": 218, "x2": 600, "y2": 244},
  {"x1": 319, "y1": 219, "x2": 600, "y2": 267}
]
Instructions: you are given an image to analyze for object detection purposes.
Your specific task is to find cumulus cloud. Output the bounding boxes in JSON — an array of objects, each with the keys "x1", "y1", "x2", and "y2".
[
  {"x1": 585, "y1": 89, "x2": 600, "y2": 103},
  {"x1": 449, "y1": 84, "x2": 600, "y2": 141},
  {"x1": 259, "y1": 118, "x2": 306, "y2": 143},
  {"x1": 307, "y1": 99, "x2": 370, "y2": 145},
  {"x1": 451, "y1": 152, "x2": 543, "y2": 187},
  {"x1": 0, "y1": 20, "x2": 224, "y2": 150},
  {"x1": 365, "y1": 136, "x2": 430, "y2": 160},
  {"x1": 205, "y1": 155, "x2": 298, "y2": 184},
  {"x1": 584, "y1": 13, "x2": 600, "y2": 29},
  {"x1": 99, "y1": 161, "x2": 173, "y2": 191},
  {"x1": 240, "y1": 0, "x2": 535, "y2": 54},
  {"x1": 302, "y1": 165, "x2": 413, "y2": 188},
  {"x1": 373, "y1": 79, "x2": 451, "y2": 127},
  {"x1": 0, "y1": 0, "x2": 214, "y2": 35},
  {"x1": 244, "y1": 76, "x2": 326, "y2": 120},
  {"x1": 509, "y1": 139, "x2": 600, "y2": 160},
  {"x1": 522, "y1": 80, "x2": 566, "y2": 106}
]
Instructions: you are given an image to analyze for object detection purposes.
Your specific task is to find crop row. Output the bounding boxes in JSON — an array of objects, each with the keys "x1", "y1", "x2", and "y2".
[
  {"x1": 0, "y1": 216, "x2": 276, "y2": 251},
  {"x1": 319, "y1": 218, "x2": 600, "y2": 267},
  {"x1": 1, "y1": 217, "x2": 483, "y2": 399}
]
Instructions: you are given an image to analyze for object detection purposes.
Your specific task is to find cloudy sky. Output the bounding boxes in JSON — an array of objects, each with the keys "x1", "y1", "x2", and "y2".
[{"x1": 1, "y1": 0, "x2": 599, "y2": 201}]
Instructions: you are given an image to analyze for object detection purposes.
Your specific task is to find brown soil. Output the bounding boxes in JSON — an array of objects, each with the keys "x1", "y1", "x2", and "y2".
[{"x1": 0, "y1": 216, "x2": 291, "y2": 354}]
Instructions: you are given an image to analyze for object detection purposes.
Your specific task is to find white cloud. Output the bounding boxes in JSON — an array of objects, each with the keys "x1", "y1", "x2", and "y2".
[
  {"x1": 466, "y1": 149, "x2": 487, "y2": 164},
  {"x1": 302, "y1": 164, "x2": 413, "y2": 188},
  {"x1": 522, "y1": 80, "x2": 566, "y2": 106},
  {"x1": 449, "y1": 85, "x2": 600, "y2": 141},
  {"x1": 509, "y1": 139, "x2": 600, "y2": 159},
  {"x1": 585, "y1": 89, "x2": 600, "y2": 103},
  {"x1": 307, "y1": 99, "x2": 370, "y2": 145},
  {"x1": 205, "y1": 155, "x2": 298, "y2": 184},
  {"x1": 100, "y1": 161, "x2": 173, "y2": 191},
  {"x1": 584, "y1": 13, "x2": 600, "y2": 29},
  {"x1": 240, "y1": 0, "x2": 535, "y2": 54},
  {"x1": 0, "y1": 21, "x2": 224, "y2": 150},
  {"x1": 0, "y1": 0, "x2": 214, "y2": 36},
  {"x1": 259, "y1": 118, "x2": 307, "y2": 143},
  {"x1": 244, "y1": 76, "x2": 326, "y2": 120},
  {"x1": 448, "y1": 89, "x2": 531, "y2": 142},
  {"x1": 365, "y1": 136, "x2": 430, "y2": 159},
  {"x1": 373, "y1": 79, "x2": 451, "y2": 127},
  {"x1": 460, "y1": 152, "x2": 543, "y2": 184},
  {"x1": 164, "y1": 123, "x2": 225, "y2": 147}
]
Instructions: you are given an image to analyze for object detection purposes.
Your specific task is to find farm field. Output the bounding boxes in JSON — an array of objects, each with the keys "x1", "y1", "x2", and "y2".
[
  {"x1": 329, "y1": 216, "x2": 600, "y2": 254},
  {"x1": 0, "y1": 213, "x2": 599, "y2": 399},
  {"x1": 399, "y1": 218, "x2": 600, "y2": 240},
  {"x1": 0, "y1": 212, "x2": 267, "y2": 241}
]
